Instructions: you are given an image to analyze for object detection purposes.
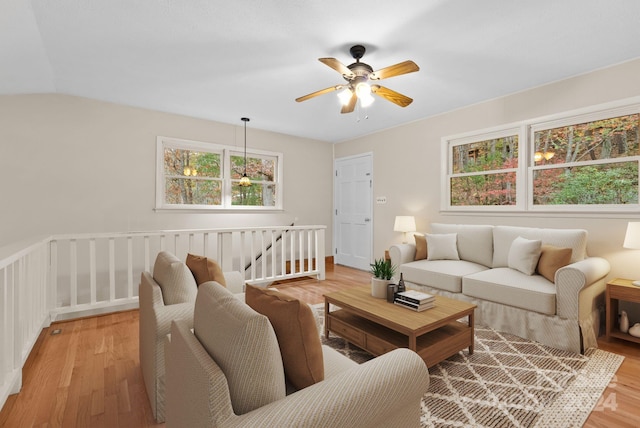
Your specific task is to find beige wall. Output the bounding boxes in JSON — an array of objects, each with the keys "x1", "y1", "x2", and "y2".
[
  {"x1": 0, "y1": 94, "x2": 334, "y2": 253},
  {"x1": 335, "y1": 58, "x2": 640, "y2": 284}
]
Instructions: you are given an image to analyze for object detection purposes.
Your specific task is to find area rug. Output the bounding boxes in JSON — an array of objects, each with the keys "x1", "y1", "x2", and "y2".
[{"x1": 312, "y1": 305, "x2": 624, "y2": 428}]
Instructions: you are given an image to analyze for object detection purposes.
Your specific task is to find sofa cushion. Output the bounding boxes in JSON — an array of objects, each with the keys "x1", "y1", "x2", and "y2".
[
  {"x1": 537, "y1": 245, "x2": 572, "y2": 283},
  {"x1": 193, "y1": 282, "x2": 285, "y2": 415},
  {"x1": 431, "y1": 223, "x2": 494, "y2": 267},
  {"x1": 463, "y1": 268, "x2": 557, "y2": 315},
  {"x1": 414, "y1": 233, "x2": 427, "y2": 260},
  {"x1": 185, "y1": 253, "x2": 227, "y2": 287},
  {"x1": 245, "y1": 285, "x2": 324, "y2": 390},
  {"x1": 153, "y1": 251, "x2": 197, "y2": 305},
  {"x1": 400, "y1": 259, "x2": 489, "y2": 293},
  {"x1": 493, "y1": 226, "x2": 587, "y2": 268},
  {"x1": 426, "y1": 233, "x2": 460, "y2": 261},
  {"x1": 507, "y1": 237, "x2": 542, "y2": 275}
]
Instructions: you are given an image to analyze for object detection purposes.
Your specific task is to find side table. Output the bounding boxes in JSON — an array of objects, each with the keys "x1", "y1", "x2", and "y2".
[{"x1": 606, "y1": 278, "x2": 640, "y2": 344}]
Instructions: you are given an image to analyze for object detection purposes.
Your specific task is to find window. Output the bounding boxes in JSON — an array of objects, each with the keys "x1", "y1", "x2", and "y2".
[
  {"x1": 156, "y1": 137, "x2": 283, "y2": 210},
  {"x1": 443, "y1": 102, "x2": 640, "y2": 213},
  {"x1": 530, "y1": 111, "x2": 640, "y2": 210},
  {"x1": 444, "y1": 127, "x2": 524, "y2": 211}
]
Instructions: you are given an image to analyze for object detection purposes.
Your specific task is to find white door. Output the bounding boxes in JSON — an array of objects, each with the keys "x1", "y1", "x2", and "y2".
[{"x1": 334, "y1": 154, "x2": 372, "y2": 270}]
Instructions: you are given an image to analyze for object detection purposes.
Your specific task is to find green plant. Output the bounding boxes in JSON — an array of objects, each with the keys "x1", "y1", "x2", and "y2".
[{"x1": 370, "y1": 258, "x2": 396, "y2": 280}]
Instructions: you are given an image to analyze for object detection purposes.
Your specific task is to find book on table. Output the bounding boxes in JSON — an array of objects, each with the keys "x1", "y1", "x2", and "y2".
[
  {"x1": 393, "y1": 297, "x2": 435, "y2": 312},
  {"x1": 395, "y1": 289, "x2": 435, "y2": 305}
]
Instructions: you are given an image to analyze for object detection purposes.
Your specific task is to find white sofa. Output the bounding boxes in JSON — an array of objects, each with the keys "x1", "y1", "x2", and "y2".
[{"x1": 390, "y1": 223, "x2": 610, "y2": 354}]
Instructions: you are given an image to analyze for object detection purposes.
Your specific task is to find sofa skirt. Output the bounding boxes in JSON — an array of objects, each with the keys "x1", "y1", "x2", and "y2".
[{"x1": 408, "y1": 282, "x2": 600, "y2": 354}]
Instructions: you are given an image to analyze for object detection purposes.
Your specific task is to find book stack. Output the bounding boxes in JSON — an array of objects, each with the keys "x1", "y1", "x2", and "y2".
[{"x1": 394, "y1": 290, "x2": 435, "y2": 312}]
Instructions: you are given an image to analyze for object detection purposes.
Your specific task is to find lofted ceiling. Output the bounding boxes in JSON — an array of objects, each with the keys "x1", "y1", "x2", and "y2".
[{"x1": 3, "y1": 0, "x2": 640, "y2": 143}]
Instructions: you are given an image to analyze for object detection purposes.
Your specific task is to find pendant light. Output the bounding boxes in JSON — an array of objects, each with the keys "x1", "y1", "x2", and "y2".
[{"x1": 239, "y1": 117, "x2": 251, "y2": 187}]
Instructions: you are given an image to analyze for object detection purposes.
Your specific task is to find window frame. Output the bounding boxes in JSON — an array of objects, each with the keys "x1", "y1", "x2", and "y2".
[
  {"x1": 156, "y1": 136, "x2": 284, "y2": 211},
  {"x1": 528, "y1": 105, "x2": 640, "y2": 213},
  {"x1": 441, "y1": 100, "x2": 640, "y2": 214},
  {"x1": 441, "y1": 125, "x2": 526, "y2": 212}
]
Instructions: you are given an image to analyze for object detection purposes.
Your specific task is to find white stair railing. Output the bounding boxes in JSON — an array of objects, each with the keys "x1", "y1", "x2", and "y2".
[{"x1": 0, "y1": 225, "x2": 326, "y2": 410}]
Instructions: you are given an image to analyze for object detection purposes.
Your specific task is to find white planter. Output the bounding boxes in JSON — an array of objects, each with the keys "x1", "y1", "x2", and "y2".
[{"x1": 371, "y1": 278, "x2": 390, "y2": 299}]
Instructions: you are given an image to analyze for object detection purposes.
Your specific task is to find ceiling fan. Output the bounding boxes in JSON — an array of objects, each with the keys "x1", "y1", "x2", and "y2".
[{"x1": 295, "y1": 44, "x2": 419, "y2": 114}]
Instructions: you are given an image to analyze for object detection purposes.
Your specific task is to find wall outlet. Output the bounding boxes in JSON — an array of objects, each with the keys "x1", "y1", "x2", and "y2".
[{"x1": 376, "y1": 196, "x2": 387, "y2": 204}]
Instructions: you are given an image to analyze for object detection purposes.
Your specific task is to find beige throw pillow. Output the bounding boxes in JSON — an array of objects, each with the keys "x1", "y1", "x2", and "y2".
[
  {"x1": 537, "y1": 245, "x2": 572, "y2": 283},
  {"x1": 245, "y1": 285, "x2": 324, "y2": 391},
  {"x1": 185, "y1": 253, "x2": 227, "y2": 287},
  {"x1": 414, "y1": 233, "x2": 427, "y2": 260},
  {"x1": 507, "y1": 236, "x2": 542, "y2": 276},
  {"x1": 194, "y1": 282, "x2": 285, "y2": 414},
  {"x1": 153, "y1": 251, "x2": 197, "y2": 305},
  {"x1": 426, "y1": 233, "x2": 460, "y2": 261}
]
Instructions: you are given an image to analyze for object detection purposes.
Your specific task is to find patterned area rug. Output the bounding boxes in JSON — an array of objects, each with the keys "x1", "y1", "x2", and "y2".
[{"x1": 312, "y1": 305, "x2": 624, "y2": 428}]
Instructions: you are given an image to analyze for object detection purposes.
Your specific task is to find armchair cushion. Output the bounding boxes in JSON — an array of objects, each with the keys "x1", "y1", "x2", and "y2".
[
  {"x1": 186, "y1": 253, "x2": 227, "y2": 287},
  {"x1": 245, "y1": 285, "x2": 324, "y2": 390},
  {"x1": 153, "y1": 251, "x2": 197, "y2": 305},
  {"x1": 194, "y1": 281, "x2": 285, "y2": 415}
]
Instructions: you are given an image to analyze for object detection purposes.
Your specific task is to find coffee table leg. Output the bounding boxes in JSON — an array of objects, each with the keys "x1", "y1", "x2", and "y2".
[
  {"x1": 409, "y1": 334, "x2": 417, "y2": 351},
  {"x1": 469, "y1": 311, "x2": 475, "y2": 355},
  {"x1": 324, "y1": 299, "x2": 330, "y2": 338}
]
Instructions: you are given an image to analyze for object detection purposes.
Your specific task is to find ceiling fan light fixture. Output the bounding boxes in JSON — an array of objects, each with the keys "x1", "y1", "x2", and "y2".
[
  {"x1": 337, "y1": 88, "x2": 353, "y2": 106},
  {"x1": 355, "y1": 82, "x2": 375, "y2": 107}
]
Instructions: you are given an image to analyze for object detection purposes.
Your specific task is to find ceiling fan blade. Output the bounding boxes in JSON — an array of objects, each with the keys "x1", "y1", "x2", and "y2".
[
  {"x1": 370, "y1": 60, "x2": 419, "y2": 80},
  {"x1": 340, "y1": 91, "x2": 357, "y2": 114},
  {"x1": 296, "y1": 85, "x2": 344, "y2": 103},
  {"x1": 319, "y1": 58, "x2": 355, "y2": 79},
  {"x1": 371, "y1": 85, "x2": 413, "y2": 107}
]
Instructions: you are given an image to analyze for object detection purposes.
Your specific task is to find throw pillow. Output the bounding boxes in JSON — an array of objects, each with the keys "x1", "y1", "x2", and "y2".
[
  {"x1": 245, "y1": 285, "x2": 324, "y2": 391},
  {"x1": 194, "y1": 282, "x2": 285, "y2": 414},
  {"x1": 426, "y1": 233, "x2": 460, "y2": 261},
  {"x1": 414, "y1": 233, "x2": 427, "y2": 260},
  {"x1": 507, "y1": 236, "x2": 542, "y2": 276},
  {"x1": 185, "y1": 253, "x2": 227, "y2": 287},
  {"x1": 537, "y1": 245, "x2": 572, "y2": 283},
  {"x1": 152, "y1": 251, "x2": 197, "y2": 305}
]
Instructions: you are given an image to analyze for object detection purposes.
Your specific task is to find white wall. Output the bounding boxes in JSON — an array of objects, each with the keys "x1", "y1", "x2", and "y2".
[
  {"x1": 335, "y1": 58, "x2": 640, "y2": 285},
  {"x1": 0, "y1": 94, "x2": 334, "y2": 254}
]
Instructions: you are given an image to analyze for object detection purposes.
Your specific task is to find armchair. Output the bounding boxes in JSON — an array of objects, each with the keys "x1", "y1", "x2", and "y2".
[
  {"x1": 164, "y1": 281, "x2": 430, "y2": 427},
  {"x1": 139, "y1": 251, "x2": 243, "y2": 422}
]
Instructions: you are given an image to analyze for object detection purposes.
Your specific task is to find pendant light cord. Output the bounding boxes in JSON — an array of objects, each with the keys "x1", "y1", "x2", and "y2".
[{"x1": 241, "y1": 117, "x2": 249, "y2": 176}]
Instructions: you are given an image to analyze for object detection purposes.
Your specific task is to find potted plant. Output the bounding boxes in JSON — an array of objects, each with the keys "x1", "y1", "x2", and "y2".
[{"x1": 370, "y1": 258, "x2": 396, "y2": 298}]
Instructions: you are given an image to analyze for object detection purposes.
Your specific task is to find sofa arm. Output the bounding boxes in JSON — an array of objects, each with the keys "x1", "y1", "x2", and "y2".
[
  {"x1": 225, "y1": 348, "x2": 429, "y2": 428},
  {"x1": 555, "y1": 257, "x2": 610, "y2": 319},
  {"x1": 389, "y1": 243, "x2": 416, "y2": 268}
]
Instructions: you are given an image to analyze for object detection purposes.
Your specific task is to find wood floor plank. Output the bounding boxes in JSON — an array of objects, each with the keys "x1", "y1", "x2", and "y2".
[{"x1": 0, "y1": 262, "x2": 638, "y2": 427}]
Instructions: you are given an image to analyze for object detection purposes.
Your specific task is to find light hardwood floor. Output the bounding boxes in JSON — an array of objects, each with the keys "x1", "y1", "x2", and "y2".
[{"x1": 0, "y1": 263, "x2": 638, "y2": 427}]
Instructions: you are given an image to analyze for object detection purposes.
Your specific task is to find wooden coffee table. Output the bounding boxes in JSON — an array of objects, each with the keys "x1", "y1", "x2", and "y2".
[{"x1": 324, "y1": 285, "x2": 476, "y2": 367}]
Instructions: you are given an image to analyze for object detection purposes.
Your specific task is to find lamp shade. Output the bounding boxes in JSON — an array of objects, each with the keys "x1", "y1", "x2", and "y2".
[
  {"x1": 623, "y1": 222, "x2": 640, "y2": 249},
  {"x1": 393, "y1": 216, "x2": 416, "y2": 233}
]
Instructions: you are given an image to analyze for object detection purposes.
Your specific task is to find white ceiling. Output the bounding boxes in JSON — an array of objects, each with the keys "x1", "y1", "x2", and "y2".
[{"x1": 3, "y1": 0, "x2": 640, "y2": 143}]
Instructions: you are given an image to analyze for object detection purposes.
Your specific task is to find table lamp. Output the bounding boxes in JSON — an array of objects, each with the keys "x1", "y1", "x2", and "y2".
[
  {"x1": 623, "y1": 221, "x2": 640, "y2": 286},
  {"x1": 394, "y1": 216, "x2": 416, "y2": 244}
]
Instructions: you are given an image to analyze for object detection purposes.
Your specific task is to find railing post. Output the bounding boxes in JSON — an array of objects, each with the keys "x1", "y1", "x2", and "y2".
[{"x1": 317, "y1": 229, "x2": 326, "y2": 280}]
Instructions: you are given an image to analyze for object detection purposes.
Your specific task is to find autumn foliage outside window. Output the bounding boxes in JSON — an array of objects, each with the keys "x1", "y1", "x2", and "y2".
[
  {"x1": 532, "y1": 113, "x2": 639, "y2": 206},
  {"x1": 445, "y1": 105, "x2": 640, "y2": 212},
  {"x1": 158, "y1": 138, "x2": 282, "y2": 210},
  {"x1": 449, "y1": 134, "x2": 519, "y2": 207}
]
